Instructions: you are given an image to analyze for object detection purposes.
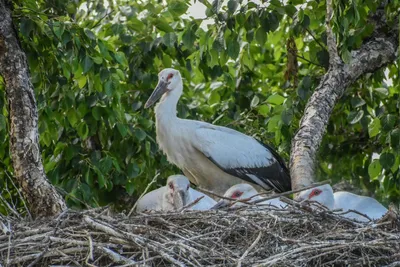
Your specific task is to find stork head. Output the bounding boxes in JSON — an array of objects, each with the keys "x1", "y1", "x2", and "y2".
[
  {"x1": 295, "y1": 184, "x2": 335, "y2": 209},
  {"x1": 165, "y1": 175, "x2": 191, "y2": 210},
  {"x1": 144, "y1": 68, "x2": 182, "y2": 108},
  {"x1": 212, "y1": 183, "x2": 259, "y2": 209}
]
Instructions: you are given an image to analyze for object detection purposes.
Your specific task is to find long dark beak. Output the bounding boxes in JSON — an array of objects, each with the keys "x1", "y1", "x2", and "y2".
[
  {"x1": 211, "y1": 199, "x2": 229, "y2": 210},
  {"x1": 144, "y1": 80, "x2": 169, "y2": 108},
  {"x1": 173, "y1": 190, "x2": 186, "y2": 209}
]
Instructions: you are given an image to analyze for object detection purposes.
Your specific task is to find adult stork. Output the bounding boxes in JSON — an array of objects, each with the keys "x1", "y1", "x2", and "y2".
[
  {"x1": 144, "y1": 68, "x2": 291, "y2": 195},
  {"x1": 296, "y1": 184, "x2": 388, "y2": 222},
  {"x1": 212, "y1": 183, "x2": 287, "y2": 209},
  {"x1": 136, "y1": 175, "x2": 216, "y2": 212}
]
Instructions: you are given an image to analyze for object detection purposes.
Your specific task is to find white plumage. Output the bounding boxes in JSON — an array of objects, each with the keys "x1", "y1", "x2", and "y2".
[
  {"x1": 296, "y1": 184, "x2": 388, "y2": 222},
  {"x1": 136, "y1": 175, "x2": 216, "y2": 212},
  {"x1": 144, "y1": 68, "x2": 291, "y2": 195},
  {"x1": 213, "y1": 183, "x2": 287, "y2": 209}
]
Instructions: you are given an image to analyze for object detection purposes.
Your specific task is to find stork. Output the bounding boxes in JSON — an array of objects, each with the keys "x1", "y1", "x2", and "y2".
[
  {"x1": 144, "y1": 68, "x2": 291, "y2": 195},
  {"x1": 212, "y1": 183, "x2": 287, "y2": 209},
  {"x1": 296, "y1": 184, "x2": 388, "y2": 222},
  {"x1": 136, "y1": 174, "x2": 216, "y2": 212}
]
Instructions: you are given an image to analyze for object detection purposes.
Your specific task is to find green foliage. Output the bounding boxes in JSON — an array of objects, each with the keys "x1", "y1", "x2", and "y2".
[{"x1": 0, "y1": 0, "x2": 398, "y2": 212}]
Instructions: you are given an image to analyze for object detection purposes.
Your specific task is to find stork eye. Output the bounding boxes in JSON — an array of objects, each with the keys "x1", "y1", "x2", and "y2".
[
  {"x1": 168, "y1": 183, "x2": 174, "y2": 189},
  {"x1": 232, "y1": 191, "x2": 243, "y2": 199},
  {"x1": 186, "y1": 184, "x2": 190, "y2": 190},
  {"x1": 167, "y1": 73, "x2": 174, "y2": 80},
  {"x1": 309, "y1": 189, "x2": 322, "y2": 198}
]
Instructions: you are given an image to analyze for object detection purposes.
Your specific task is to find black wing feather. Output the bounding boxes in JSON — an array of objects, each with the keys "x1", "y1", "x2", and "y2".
[{"x1": 204, "y1": 140, "x2": 291, "y2": 193}]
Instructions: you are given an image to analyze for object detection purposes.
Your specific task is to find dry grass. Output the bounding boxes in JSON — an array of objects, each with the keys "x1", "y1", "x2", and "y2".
[{"x1": 0, "y1": 200, "x2": 399, "y2": 266}]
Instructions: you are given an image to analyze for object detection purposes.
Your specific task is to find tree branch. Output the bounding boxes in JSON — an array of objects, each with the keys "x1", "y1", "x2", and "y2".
[
  {"x1": 290, "y1": 2, "x2": 398, "y2": 190},
  {"x1": 0, "y1": 0, "x2": 66, "y2": 218},
  {"x1": 325, "y1": 0, "x2": 342, "y2": 67}
]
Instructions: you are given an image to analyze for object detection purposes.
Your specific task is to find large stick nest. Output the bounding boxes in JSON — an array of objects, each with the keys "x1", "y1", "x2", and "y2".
[{"x1": 0, "y1": 202, "x2": 399, "y2": 266}]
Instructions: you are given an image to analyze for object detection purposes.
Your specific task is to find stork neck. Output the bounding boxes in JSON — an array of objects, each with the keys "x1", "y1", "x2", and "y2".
[{"x1": 155, "y1": 85, "x2": 182, "y2": 121}]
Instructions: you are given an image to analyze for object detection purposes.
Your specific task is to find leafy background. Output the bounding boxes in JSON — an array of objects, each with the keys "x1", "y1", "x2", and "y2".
[{"x1": 0, "y1": 0, "x2": 399, "y2": 215}]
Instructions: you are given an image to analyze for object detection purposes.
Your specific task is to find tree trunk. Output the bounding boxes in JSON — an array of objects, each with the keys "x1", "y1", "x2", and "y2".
[
  {"x1": 0, "y1": 0, "x2": 66, "y2": 218},
  {"x1": 290, "y1": 2, "x2": 398, "y2": 190}
]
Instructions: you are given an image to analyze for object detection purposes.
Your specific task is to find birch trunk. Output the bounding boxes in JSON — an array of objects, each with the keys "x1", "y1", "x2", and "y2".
[
  {"x1": 0, "y1": 0, "x2": 66, "y2": 218},
  {"x1": 290, "y1": 2, "x2": 398, "y2": 190}
]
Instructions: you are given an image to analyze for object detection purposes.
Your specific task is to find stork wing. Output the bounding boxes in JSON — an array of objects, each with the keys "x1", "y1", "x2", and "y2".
[{"x1": 193, "y1": 125, "x2": 291, "y2": 192}]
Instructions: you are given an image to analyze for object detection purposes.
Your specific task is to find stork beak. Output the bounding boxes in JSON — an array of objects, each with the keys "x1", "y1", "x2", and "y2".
[
  {"x1": 173, "y1": 190, "x2": 186, "y2": 209},
  {"x1": 211, "y1": 199, "x2": 229, "y2": 210},
  {"x1": 144, "y1": 80, "x2": 169, "y2": 108}
]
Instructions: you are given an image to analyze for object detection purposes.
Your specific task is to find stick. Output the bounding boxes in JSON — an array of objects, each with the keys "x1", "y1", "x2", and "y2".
[
  {"x1": 128, "y1": 172, "x2": 160, "y2": 216},
  {"x1": 237, "y1": 231, "x2": 262, "y2": 267}
]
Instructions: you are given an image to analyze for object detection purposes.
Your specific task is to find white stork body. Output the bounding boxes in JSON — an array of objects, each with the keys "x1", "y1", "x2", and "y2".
[
  {"x1": 145, "y1": 68, "x2": 291, "y2": 195},
  {"x1": 213, "y1": 183, "x2": 287, "y2": 209},
  {"x1": 136, "y1": 175, "x2": 216, "y2": 212},
  {"x1": 296, "y1": 184, "x2": 388, "y2": 222}
]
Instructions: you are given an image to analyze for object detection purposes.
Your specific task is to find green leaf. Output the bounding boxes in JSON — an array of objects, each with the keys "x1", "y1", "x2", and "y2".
[
  {"x1": 255, "y1": 28, "x2": 267, "y2": 45},
  {"x1": 134, "y1": 128, "x2": 146, "y2": 141},
  {"x1": 84, "y1": 28, "x2": 96, "y2": 40},
  {"x1": 155, "y1": 18, "x2": 174, "y2": 32},
  {"x1": 374, "y1": 87, "x2": 389, "y2": 98},
  {"x1": 380, "y1": 152, "x2": 395, "y2": 170},
  {"x1": 381, "y1": 114, "x2": 396, "y2": 132},
  {"x1": 0, "y1": 115, "x2": 6, "y2": 131},
  {"x1": 83, "y1": 55, "x2": 93, "y2": 73},
  {"x1": 390, "y1": 129, "x2": 400, "y2": 148},
  {"x1": 67, "y1": 109, "x2": 79, "y2": 127},
  {"x1": 182, "y1": 28, "x2": 196, "y2": 48},
  {"x1": 348, "y1": 110, "x2": 364, "y2": 124},
  {"x1": 266, "y1": 94, "x2": 285, "y2": 105},
  {"x1": 227, "y1": 0, "x2": 238, "y2": 13},
  {"x1": 257, "y1": 105, "x2": 270, "y2": 117},
  {"x1": 126, "y1": 180, "x2": 135, "y2": 195},
  {"x1": 117, "y1": 123, "x2": 128, "y2": 137},
  {"x1": 281, "y1": 109, "x2": 293, "y2": 125},
  {"x1": 368, "y1": 118, "x2": 381, "y2": 138},
  {"x1": 351, "y1": 97, "x2": 366, "y2": 108},
  {"x1": 250, "y1": 95, "x2": 260, "y2": 108},
  {"x1": 77, "y1": 122, "x2": 89, "y2": 139},
  {"x1": 114, "y1": 51, "x2": 128, "y2": 67},
  {"x1": 267, "y1": 115, "x2": 281, "y2": 132},
  {"x1": 99, "y1": 157, "x2": 113, "y2": 173},
  {"x1": 92, "y1": 106, "x2": 102, "y2": 120},
  {"x1": 227, "y1": 39, "x2": 240, "y2": 59},
  {"x1": 208, "y1": 91, "x2": 220, "y2": 105},
  {"x1": 163, "y1": 33, "x2": 177, "y2": 47},
  {"x1": 127, "y1": 162, "x2": 140, "y2": 178},
  {"x1": 368, "y1": 160, "x2": 382, "y2": 179},
  {"x1": 77, "y1": 75, "x2": 87, "y2": 89},
  {"x1": 169, "y1": 1, "x2": 188, "y2": 17}
]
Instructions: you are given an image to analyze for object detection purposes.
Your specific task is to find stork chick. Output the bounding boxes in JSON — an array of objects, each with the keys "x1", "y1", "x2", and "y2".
[
  {"x1": 213, "y1": 183, "x2": 287, "y2": 209},
  {"x1": 296, "y1": 184, "x2": 388, "y2": 222},
  {"x1": 136, "y1": 175, "x2": 216, "y2": 212}
]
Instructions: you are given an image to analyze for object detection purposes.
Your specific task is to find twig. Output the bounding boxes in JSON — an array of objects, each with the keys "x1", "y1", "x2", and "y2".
[
  {"x1": 98, "y1": 247, "x2": 136, "y2": 264},
  {"x1": 237, "y1": 231, "x2": 262, "y2": 267},
  {"x1": 128, "y1": 172, "x2": 160, "y2": 216},
  {"x1": 178, "y1": 196, "x2": 204, "y2": 212},
  {"x1": 251, "y1": 180, "x2": 331, "y2": 204}
]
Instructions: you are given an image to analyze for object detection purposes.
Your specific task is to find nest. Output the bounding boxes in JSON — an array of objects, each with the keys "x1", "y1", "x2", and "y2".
[{"x1": 0, "y1": 201, "x2": 399, "y2": 267}]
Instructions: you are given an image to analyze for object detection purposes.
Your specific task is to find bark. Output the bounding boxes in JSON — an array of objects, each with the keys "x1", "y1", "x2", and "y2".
[
  {"x1": 290, "y1": 2, "x2": 398, "y2": 190},
  {"x1": 0, "y1": 0, "x2": 66, "y2": 217}
]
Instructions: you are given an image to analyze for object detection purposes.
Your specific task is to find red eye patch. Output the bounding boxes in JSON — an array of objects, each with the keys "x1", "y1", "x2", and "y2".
[
  {"x1": 308, "y1": 188, "x2": 322, "y2": 199},
  {"x1": 167, "y1": 73, "x2": 174, "y2": 80},
  {"x1": 232, "y1": 191, "x2": 243, "y2": 199}
]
